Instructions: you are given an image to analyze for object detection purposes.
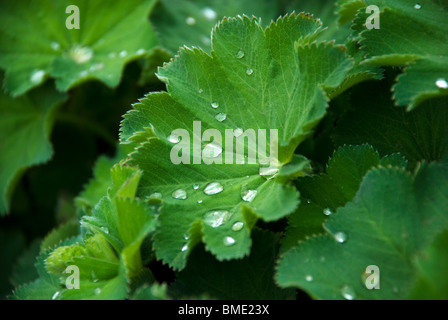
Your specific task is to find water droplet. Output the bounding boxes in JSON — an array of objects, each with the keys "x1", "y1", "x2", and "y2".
[
  {"x1": 414, "y1": 3, "x2": 421, "y2": 9},
  {"x1": 241, "y1": 189, "x2": 258, "y2": 202},
  {"x1": 183, "y1": 234, "x2": 190, "y2": 240},
  {"x1": 341, "y1": 285, "x2": 356, "y2": 300},
  {"x1": 30, "y1": 70, "x2": 45, "y2": 84},
  {"x1": 246, "y1": 68, "x2": 254, "y2": 76},
  {"x1": 259, "y1": 167, "x2": 279, "y2": 177},
  {"x1": 306, "y1": 200, "x2": 311, "y2": 204},
  {"x1": 235, "y1": 49, "x2": 245, "y2": 59},
  {"x1": 52, "y1": 291, "x2": 60, "y2": 300},
  {"x1": 89, "y1": 63, "x2": 104, "y2": 72},
  {"x1": 136, "y1": 48, "x2": 145, "y2": 55},
  {"x1": 323, "y1": 208, "x2": 332, "y2": 216},
  {"x1": 193, "y1": 184, "x2": 200, "y2": 190},
  {"x1": 211, "y1": 102, "x2": 219, "y2": 109},
  {"x1": 50, "y1": 41, "x2": 60, "y2": 51},
  {"x1": 149, "y1": 192, "x2": 162, "y2": 199},
  {"x1": 94, "y1": 288, "x2": 102, "y2": 295},
  {"x1": 320, "y1": 256, "x2": 326, "y2": 262},
  {"x1": 91, "y1": 270, "x2": 99, "y2": 283},
  {"x1": 202, "y1": 7, "x2": 217, "y2": 20},
  {"x1": 305, "y1": 275, "x2": 313, "y2": 282},
  {"x1": 234, "y1": 128, "x2": 243, "y2": 137},
  {"x1": 198, "y1": 88, "x2": 204, "y2": 94},
  {"x1": 203, "y1": 142, "x2": 222, "y2": 158},
  {"x1": 172, "y1": 189, "x2": 187, "y2": 200},
  {"x1": 167, "y1": 133, "x2": 180, "y2": 143},
  {"x1": 232, "y1": 221, "x2": 244, "y2": 231},
  {"x1": 204, "y1": 182, "x2": 223, "y2": 195},
  {"x1": 223, "y1": 236, "x2": 236, "y2": 246},
  {"x1": 79, "y1": 70, "x2": 88, "y2": 77},
  {"x1": 119, "y1": 50, "x2": 127, "y2": 58},
  {"x1": 197, "y1": 199, "x2": 203, "y2": 204},
  {"x1": 181, "y1": 244, "x2": 188, "y2": 252},
  {"x1": 215, "y1": 113, "x2": 227, "y2": 122},
  {"x1": 334, "y1": 232, "x2": 347, "y2": 244},
  {"x1": 204, "y1": 210, "x2": 232, "y2": 228},
  {"x1": 186, "y1": 17, "x2": 196, "y2": 25},
  {"x1": 108, "y1": 52, "x2": 116, "y2": 59},
  {"x1": 201, "y1": 36, "x2": 211, "y2": 46},
  {"x1": 436, "y1": 78, "x2": 448, "y2": 89},
  {"x1": 100, "y1": 227, "x2": 109, "y2": 234},
  {"x1": 68, "y1": 45, "x2": 93, "y2": 64}
]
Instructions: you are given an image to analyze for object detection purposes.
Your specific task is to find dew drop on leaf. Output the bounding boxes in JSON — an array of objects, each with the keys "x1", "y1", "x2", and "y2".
[
  {"x1": 167, "y1": 133, "x2": 180, "y2": 143},
  {"x1": 211, "y1": 101, "x2": 219, "y2": 109},
  {"x1": 52, "y1": 291, "x2": 60, "y2": 300},
  {"x1": 186, "y1": 17, "x2": 196, "y2": 25},
  {"x1": 100, "y1": 226, "x2": 109, "y2": 234},
  {"x1": 108, "y1": 52, "x2": 116, "y2": 59},
  {"x1": 30, "y1": 70, "x2": 45, "y2": 84},
  {"x1": 193, "y1": 184, "x2": 199, "y2": 190},
  {"x1": 94, "y1": 288, "x2": 102, "y2": 295},
  {"x1": 241, "y1": 189, "x2": 258, "y2": 202},
  {"x1": 149, "y1": 192, "x2": 162, "y2": 199},
  {"x1": 215, "y1": 113, "x2": 227, "y2": 122},
  {"x1": 203, "y1": 142, "x2": 222, "y2": 158},
  {"x1": 235, "y1": 49, "x2": 245, "y2": 59},
  {"x1": 197, "y1": 199, "x2": 203, "y2": 204},
  {"x1": 305, "y1": 275, "x2": 313, "y2": 282},
  {"x1": 202, "y1": 7, "x2": 217, "y2": 20},
  {"x1": 246, "y1": 68, "x2": 254, "y2": 76},
  {"x1": 50, "y1": 41, "x2": 60, "y2": 51},
  {"x1": 89, "y1": 63, "x2": 104, "y2": 72},
  {"x1": 204, "y1": 210, "x2": 232, "y2": 228},
  {"x1": 68, "y1": 45, "x2": 93, "y2": 64},
  {"x1": 136, "y1": 48, "x2": 145, "y2": 55},
  {"x1": 334, "y1": 231, "x2": 348, "y2": 243},
  {"x1": 198, "y1": 88, "x2": 204, "y2": 94},
  {"x1": 414, "y1": 3, "x2": 422, "y2": 9},
  {"x1": 79, "y1": 70, "x2": 88, "y2": 78},
  {"x1": 232, "y1": 221, "x2": 244, "y2": 231},
  {"x1": 436, "y1": 78, "x2": 448, "y2": 89},
  {"x1": 341, "y1": 285, "x2": 356, "y2": 300},
  {"x1": 91, "y1": 270, "x2": 99, "y2": 283},
  {"x1": 323, "y1": 208, "x2": 332, "y2": 216},
  {"x1": 234, "y1": 128, "x2": 243, "y2": 137},
  {"x1": 223, "y1": 236, "x2": 236, "y2": 246},
  {"x1": 172, "y1": 189, "x2": 187, "y2": 200},
  {"x1": 204, "y1": 182, "x2": 223, "y2": 195},
  {"x1": 119, "y1": 50, "x2": 127, "y2": 58},
  {"x1": 259, "y1": 167, "x2": 279, "y2": 178},
  {"x1": 181, "y1": 244, "x2": 188, "y2": 252},
  {"x1": 183, "y1": 234, "x2": 189, "y2": 240}
]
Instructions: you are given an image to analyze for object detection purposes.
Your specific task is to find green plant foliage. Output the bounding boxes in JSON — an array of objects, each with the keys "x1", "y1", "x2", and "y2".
[
  {"x1": 0, "y1": 0, "x2": 158, "y2": 96},
  {"x1": 121, "y1": 14, "x2": 355, "y2": 269},
  {"x1": 3, "y1": 0, "x2": 448, "y2": 301},
  {"x1": 277, "y1": 163, "x2": 448, "y2": 299},
  {"x1": 0, "y1": 83, "x2": 67, "y2": 213},
  {"x1": 337, "y1": 0, "x2": 448, "y2": 108}
]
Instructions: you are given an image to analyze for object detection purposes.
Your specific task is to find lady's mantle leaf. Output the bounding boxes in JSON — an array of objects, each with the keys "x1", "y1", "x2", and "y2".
[
  {"x1": 121, "y1": 14, "x2": 352, "y2": 269},
  {"x1": 276, "y1": 163, "x2": 448, "y2": 300},
  {"x1": 338, "y1": 0, "x2": 448, "y2": 109},
  {"x1": 0, "y1": 83, "x2": 67, "y2": 214},
  {"x1": 0, "y1": 0, "x2": 158, "y2": 96}
]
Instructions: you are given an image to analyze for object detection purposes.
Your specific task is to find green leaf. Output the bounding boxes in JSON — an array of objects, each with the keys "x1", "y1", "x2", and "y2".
[
  {"x1": 276, "y1": 163, "x2": 448, "y2": 300},
  {"x1": 282, "y1": 144, "x2": 405, "y2": 253},
  {"x1": 121, "y1": 14, "x2": 353, "y2": 269},
  {"x1": 133, "y1": 283, "x2": 170, "y2": 300},
  {"x1": 0, "y1": 82, "x2": 67, "y2": 214},
  {"x1": 11, "y1": 240, "x2": 41, "y2": 288},
  {"x1": 170, "y1": 229, "x2": 295, "y2": 300},
  {"x1": 339, "y1": 0, "x2": 448, "y2": 108},
  {"x1": 409, "y1": 229, "x2": 448, "y2": 300},
  {"x1": 150, "y1": 0, "x2": 280, "y2": 53},
  {"x1": 40, "y1": 221, "x2": 79, "y2": 252},
  {"x1": 333, "y1": 81, "x2": 448, "y2": 168},
  {"x1": 0, "y1": 0, "x2": 158, "y2": 96}
]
